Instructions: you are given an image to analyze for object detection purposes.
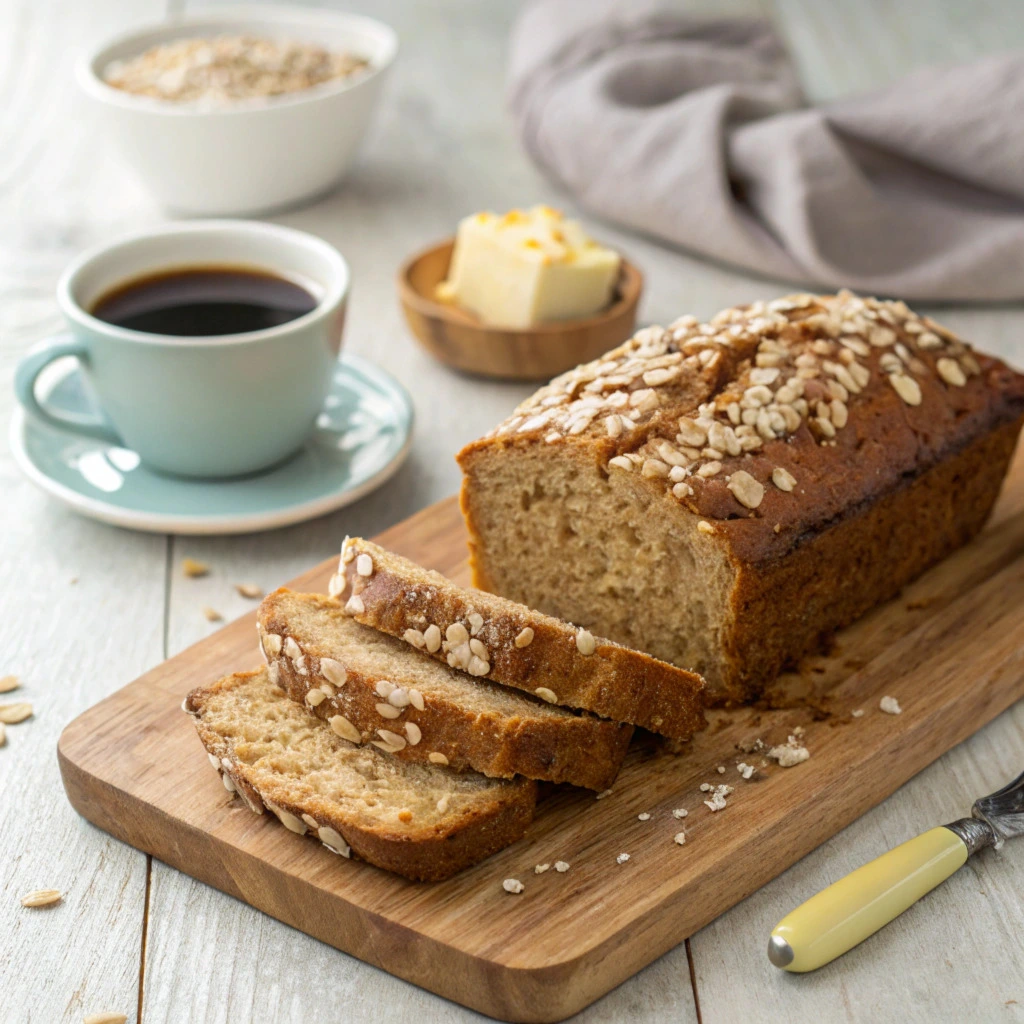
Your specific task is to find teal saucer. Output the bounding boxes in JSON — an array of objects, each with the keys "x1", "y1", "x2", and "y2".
[{"x1": 9, "y1": 355, "x2": 413, "y2": 534}]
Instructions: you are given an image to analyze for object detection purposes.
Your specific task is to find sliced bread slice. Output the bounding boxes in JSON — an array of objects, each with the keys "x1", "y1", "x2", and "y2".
[
  {"x1": 184, "y1": 668, "x2": 536, "y2": 882},
  {"x1": 259, "y1": 589, "x2": 633, "y2": 791},
  {"x1": 326, "y1": 538, "x2": 707, "y2": 739}
]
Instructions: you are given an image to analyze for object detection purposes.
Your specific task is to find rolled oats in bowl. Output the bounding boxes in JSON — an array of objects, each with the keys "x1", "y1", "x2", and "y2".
[{"x1": 103, "y1": 34, "x2": 370, "y2": 106}]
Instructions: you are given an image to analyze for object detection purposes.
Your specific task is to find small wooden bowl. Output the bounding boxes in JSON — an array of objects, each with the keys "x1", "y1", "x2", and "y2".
[{"x1": 397, "y1": 239, "x2": 643, "y2": 381}]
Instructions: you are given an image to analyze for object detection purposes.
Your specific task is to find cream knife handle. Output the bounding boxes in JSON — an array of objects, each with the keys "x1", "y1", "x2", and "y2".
[{"x1": 768, "y1": 826, "x2": 969, "y2": 972}]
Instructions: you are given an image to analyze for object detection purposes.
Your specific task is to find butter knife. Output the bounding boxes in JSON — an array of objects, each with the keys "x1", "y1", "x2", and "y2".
[{"x1": 767, "y1": 767, "x2": 1024, "y2": 972}]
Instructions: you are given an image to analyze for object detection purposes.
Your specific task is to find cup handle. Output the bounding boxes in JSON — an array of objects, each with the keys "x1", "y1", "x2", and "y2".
[{"x1": 14, "y1": 333, "x2": 121, "y2": 444}]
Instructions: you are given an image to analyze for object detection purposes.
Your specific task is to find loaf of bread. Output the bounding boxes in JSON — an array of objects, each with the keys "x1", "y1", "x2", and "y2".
[
  {"x1": 329, "y1": 537, "x2": 706, "y2": 738},
  {"x1": 258, "y1": 588, "x2": 633, "y2": 790},
  {"x1": 458, "y1": 291, "x2": 1024, "y2": 703},
  {"x1": 184, "y1": 668, "x2": 536, "y2": 882}
]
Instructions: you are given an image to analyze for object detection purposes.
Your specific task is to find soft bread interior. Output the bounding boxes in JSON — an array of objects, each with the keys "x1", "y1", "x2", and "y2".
[
  {"x1": 461, "y1": 442, "x2": 734, "y2": 682},
  {"x1": 192, "y1": 669, "x2": 523, "y2": 833}
]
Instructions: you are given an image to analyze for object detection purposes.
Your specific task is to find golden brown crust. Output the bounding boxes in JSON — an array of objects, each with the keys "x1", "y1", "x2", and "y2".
[
  {"x1": 332, "y1": 540, "x2": 706, "y2": 740},
  {"x1": 184, "y1": 670, "x2": 537, "y2": 883},
  {"x1": 714, "y1": 416, "x2": 1024, "y2": 701},
  {"x1": 456, "y1": 292, "x2": 1024, "y2": 704},
  {"x1": 259, "y1": 589, "x2": 633, "y2": 790}
]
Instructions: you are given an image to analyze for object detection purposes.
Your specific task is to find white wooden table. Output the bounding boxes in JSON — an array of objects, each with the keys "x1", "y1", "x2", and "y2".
[{"x1": 2, "y1": 1, "x2": 1023, "y2": 1020}]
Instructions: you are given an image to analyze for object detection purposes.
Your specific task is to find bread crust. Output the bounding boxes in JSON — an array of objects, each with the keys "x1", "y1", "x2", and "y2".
[
  {"x1": 184, "y1": 670, "x2": 537, "y2": 883},
  {"x1": 456, "y1": 292, "x2": 1024, "y2": 702},
  {"x1": 718, "y1": 416, "x2": 1024, "y2": 700},
  {"x1": 259, "y1": 589, "x2": 633, "y2": 790},
  {"x1": 332, "y1": 540, "x2": 706, "y2": 740}
]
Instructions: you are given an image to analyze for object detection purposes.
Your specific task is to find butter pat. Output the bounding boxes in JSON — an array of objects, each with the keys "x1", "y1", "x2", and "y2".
[{"x1": 438, "y1": 206, "x2": 621, "y2": 329}]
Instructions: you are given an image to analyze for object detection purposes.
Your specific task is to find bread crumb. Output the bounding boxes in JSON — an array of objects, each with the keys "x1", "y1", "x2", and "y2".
[
  {"x1": 534, "y1": 863, "x2": 550, "y2": 874},
  {"x1": 595, "y1": 788, "x2": 613, "y2": 800},
  {"x1": 201, "y1": 606, "x2": 223, "y2": 622},
  {"x1": 236, "y1": 583, "x2": 264, "y2": 599},
  {"x1": 502, "y1": 878, "x2": 524, "y2": 894},
  {"x1": 703, "y1": 784, "x2": 734, "y2": 811},
  {"x1": 717, "y1": 766, "x2": 726, "y2": 774},
  {"x1": 880, "y1": 695, "x2": 902, "y2": 715},
  {"x1": 673, "y1": 832, "x2": 686, "y2": 845},
  {"x1": 637, "y1": 812, "x2": 651, "y2": 821},
  {"x1": 697, "y1": 520, "x2": 714, "y2": 535},
  {"x1": 737, "y1": 762, "x2": 755, "y2": 780},
  {"x1": 767, "y1": 736, "x2": 810, "y2": 767},
  {"x1": 554, "y1": 860, "x2": 570, "y2": 873},
  {"x1": 182, "y1": 557, "x2": 209, "y2": 577},
  {"x1": 616, "y1": 853, "x2": 631, "y2": 864},
  {"x1": 699, "y1": 783, "x2": 712, "y2": 792},
  {"x1": 672, "y1": 808, "x2": 688, "y2": 819},
  {"x1": 851, "y1": 709, "x2": 865, "y2": 718}
]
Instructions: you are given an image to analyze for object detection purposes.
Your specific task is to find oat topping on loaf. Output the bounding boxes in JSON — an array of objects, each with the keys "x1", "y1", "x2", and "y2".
[
  {"x1": 459, "y1": 291, "x2": 1024, "y2": 703},
  {"x1": 258, "y1": 589, "x2": 634, "y2": 790},
  {"x1": 476, "y1": 291, "x2": 1007, "y2": 532},
  {"x1": 184, "y1": 668, "x2": 536, "y2": 882},
  {"x1": 332, "y1": 538, "x2": 706, "y2": 739}
]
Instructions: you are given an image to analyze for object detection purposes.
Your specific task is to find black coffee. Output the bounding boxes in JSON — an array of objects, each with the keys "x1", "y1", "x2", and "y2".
[{"x1": 91, "y1": 266, "x2": 318, "y2": 336}]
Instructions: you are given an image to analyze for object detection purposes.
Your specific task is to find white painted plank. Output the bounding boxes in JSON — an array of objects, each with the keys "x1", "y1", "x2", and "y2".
[
  {"x1": 0, "y1": 0, "x2": 1009, "y2": 1021},
  {"x1": 145, "y1": 0, "x2": 1024, "y2": 1022},
  {"x1": 768, "y1": 0, "x2": 1024, "y2": 102},
  {"x1": 0, "y1": 0, "x2": 169, "y2": 1019}
]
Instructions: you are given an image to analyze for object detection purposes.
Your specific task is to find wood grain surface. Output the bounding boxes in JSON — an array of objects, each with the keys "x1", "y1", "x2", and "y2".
[
  {"x1": 4, "y1": 1, "x2": 1024, "y2": 1022},
  {"x1": 58, "y1": 441, "x2": 1024, "y2": 1022}
]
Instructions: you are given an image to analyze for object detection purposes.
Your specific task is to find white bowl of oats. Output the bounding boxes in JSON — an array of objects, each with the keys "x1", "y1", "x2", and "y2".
[{"x1": 78, "y1": 6, "x2": 397, "y2": 215}]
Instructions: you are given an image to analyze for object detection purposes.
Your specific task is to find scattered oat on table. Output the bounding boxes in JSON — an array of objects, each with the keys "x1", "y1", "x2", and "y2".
[
  {"x1": 554, "y1": 861, "x2": 570, "y2": 873},
  {"x1": 637, "y1": 812, "x2": 651, "y2": 821},
  {"x1": 0, "y1": 675, "x2": 18, "y2": 693},
  {"x1": 534, "y1": 863, "x2": 550, "y2": 874},
  {"x1": 0, "y1": 703, "x2": 32, "y2": 724},
  {"x1": 20, "y1": 889, "x2": 62, "y2": 907},
  {"x1": 235, "y1": 583, "x2": 264, "y2": 599},
  {"x1": 503, "y1": 878, "x2": 524, "y2": 894},
  {"x1": 672, "y1": 808, "x2": 688, "y2": 819},
  {"x1": 595, "y1": 788, "x2": 613, "y2": 800},
  {"x1": 616, "y1": 852, "x2": 631, "y2": 864},
  {"x1": 673, "y1": 832, "x2": 686, "y2": 846},
  {"x1": 880, "y1": 695, "x2": 903, "y2": 715},
  {"x1": 851, "y1": 709, "x2": 866, "y2": 718},
  {"x1": 201, "y1": 606, "x2": 223, "y2": 622},
  {"x1": 182, "y1": 557, "x2": 209, "y2": 578}
]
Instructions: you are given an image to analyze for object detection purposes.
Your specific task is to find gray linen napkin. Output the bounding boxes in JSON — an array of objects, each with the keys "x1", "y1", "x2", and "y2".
[{"x1": 508, "y1": 0, "x2": 1024, "y2": 300}]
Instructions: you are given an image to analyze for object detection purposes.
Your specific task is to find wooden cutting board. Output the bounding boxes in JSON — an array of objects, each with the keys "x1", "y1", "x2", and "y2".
[{"x1": 59, "y1": 445, "x2": 1024, "y2": 1024}]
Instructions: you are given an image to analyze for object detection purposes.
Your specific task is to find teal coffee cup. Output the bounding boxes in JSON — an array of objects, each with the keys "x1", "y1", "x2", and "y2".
[{"x1": 14, "y1": 220, "x2": 349, "y2": 478}]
